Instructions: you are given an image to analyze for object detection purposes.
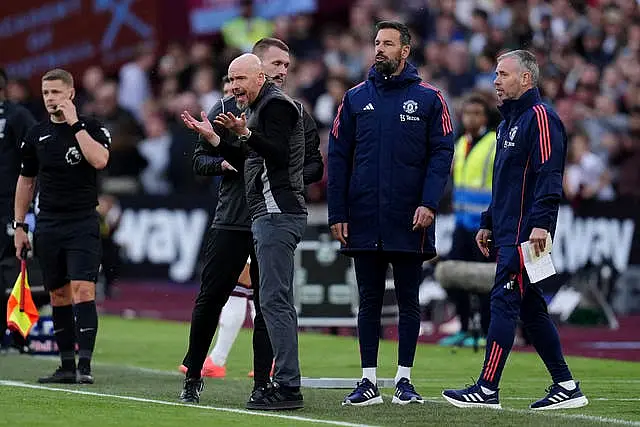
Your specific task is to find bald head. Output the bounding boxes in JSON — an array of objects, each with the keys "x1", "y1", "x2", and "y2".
[
  {"x1": 229, "y1": 53, "x2": 263, "y2": 74},
  {"x1": 228, "y1": 53, "x2": 266, "y2": 110}
]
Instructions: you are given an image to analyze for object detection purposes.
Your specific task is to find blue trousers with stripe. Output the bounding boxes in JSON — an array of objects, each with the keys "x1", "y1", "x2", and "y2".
[{"x1": 477, "y1": 245, "x2": 573, "y2": 389}]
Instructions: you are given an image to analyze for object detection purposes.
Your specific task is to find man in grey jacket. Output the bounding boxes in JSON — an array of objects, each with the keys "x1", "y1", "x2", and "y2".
[{"x1": 185, "y1": 54, "x2": 307, "y2": 410}]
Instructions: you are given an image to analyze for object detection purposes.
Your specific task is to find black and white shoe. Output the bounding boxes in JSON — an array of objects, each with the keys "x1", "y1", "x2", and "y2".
[
  {"x1": 180, "y1": 377, "x2": 204, "y2": 404},
  {"x1": 530, "y1": 382, "x2": 589, "y2": 410},
  {"x1": 38, "y1": 367, "x2": 77, "y2": 384},
  {"x1": 245, "y1": 382, "x2": 304, "y2": 410},
  {"x1": 77, "y1": 364, "x2": 94, "y2": 384}
]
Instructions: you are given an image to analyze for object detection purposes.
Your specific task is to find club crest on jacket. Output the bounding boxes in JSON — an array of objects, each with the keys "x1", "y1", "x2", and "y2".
[{"x1": 403, "y1": 99, "x2": 418, "y2": 114}]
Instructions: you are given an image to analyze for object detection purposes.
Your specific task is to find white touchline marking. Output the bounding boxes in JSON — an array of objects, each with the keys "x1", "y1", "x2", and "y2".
[
  {"x1": 0, "y1": 381, "x2": 374, "y2": 427},
  {"x1": 413, "y1": 397, "x2": 640, "y2": 426}
]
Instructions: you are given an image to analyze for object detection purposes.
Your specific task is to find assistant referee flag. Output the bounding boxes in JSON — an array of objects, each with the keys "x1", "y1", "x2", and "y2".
[{"x1": 7, "y1": 257, "x2": 39, "y2": 338}]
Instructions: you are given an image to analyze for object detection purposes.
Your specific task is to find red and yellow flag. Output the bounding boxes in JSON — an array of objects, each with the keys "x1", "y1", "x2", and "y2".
[{"x1": 7, "y1": 259, "x2": 39, "y2": 338}]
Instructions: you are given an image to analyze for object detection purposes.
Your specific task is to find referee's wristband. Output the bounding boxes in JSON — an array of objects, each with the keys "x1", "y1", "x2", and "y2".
[{"x1": 71, "y1": 120, "x2": 87, "y2": 134}]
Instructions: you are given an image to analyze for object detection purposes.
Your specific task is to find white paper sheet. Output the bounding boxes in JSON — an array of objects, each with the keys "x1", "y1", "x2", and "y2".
[{"x1": 520, "y1": 233, "x2": 556, "y2": 283}]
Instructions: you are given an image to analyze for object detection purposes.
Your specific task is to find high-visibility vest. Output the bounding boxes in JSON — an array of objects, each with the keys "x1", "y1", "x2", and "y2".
[{"x1": 453, "y1": 131, "x2": 496, "y2": 230}]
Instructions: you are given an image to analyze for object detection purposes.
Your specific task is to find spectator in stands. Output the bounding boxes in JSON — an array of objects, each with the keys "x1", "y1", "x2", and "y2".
[
  {"x1": 118, "y1": 43, "x2": 155, "y2": 123},
  {"x1": 287, "y1": 14, "x2": 322, "y2": 59},
  {"x1": 314, "y1": 75, "x2": 348, "y2": 129},
  {"x1": 6, "y1": 78, "x2": 45, "y2": 120},
  {"x1": 77, "y1": 66, "x2": 104, "y2": 116},
  {"x1": 222, "y1": 0, "x2": 274, "y2": 53},
  {"x1": 439, "y1": 94, "x2": 495, "y2": 348},
  {"x1": 192, "y1": 66, "x2": 221, "y2": 113},
  {"x1": 94, "y1": 81, "x2": 146, "y2": 193},
  {"x1": 564, "y1": 132, "x2": 615, "y2": 203},
  {"x1": 138, "y1": 113, "x2": 173, "y2": 195},
  {"x1": 611, "y1": 106, "x2": 640, "y2": 201}
]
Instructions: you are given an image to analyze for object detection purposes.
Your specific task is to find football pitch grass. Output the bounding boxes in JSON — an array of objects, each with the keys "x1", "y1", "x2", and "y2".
[{"x1": 1, "y1": 316, "x2": 639, "y2": 426}]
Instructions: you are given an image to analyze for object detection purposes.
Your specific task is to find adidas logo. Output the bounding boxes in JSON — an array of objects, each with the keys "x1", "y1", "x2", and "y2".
[
  {"x1": 362, "y1": 388, "x2": 377, "y2": 399},
  {"x1": 462, "y1": 393, "x2": 486, "y2": 402},
  {"x1": 363, "y1": 103, "x2": 374, "y2": 111},
  {"x1": 547, "y1": 392, "x2": 570, "y2": 403}
]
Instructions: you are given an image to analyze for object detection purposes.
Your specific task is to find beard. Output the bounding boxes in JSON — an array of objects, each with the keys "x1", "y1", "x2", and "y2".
[
  {"x1": 235, "y1": 100, "x2": 248, "y2": 111},
  {"x1": 374, "y1": 54, "x2": 401, "y2": 75}
]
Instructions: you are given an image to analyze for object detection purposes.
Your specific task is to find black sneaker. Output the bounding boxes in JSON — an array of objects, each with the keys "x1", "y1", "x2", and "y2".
[
  {"x1": 247, "y1": 385, "x2": 268, "y2": 406},
  {"x1": 77, "y1": 365, "x2": 94, "y2": 384},
  {"x1": 246, "y1": 382, "x2": 304, "y2": 410},
  {"x1": 180, "y1": 377, "x2": 204, "y2": 404},
  {"x1": 38, "y1": 367, "x2": 77, "y2": 384}
]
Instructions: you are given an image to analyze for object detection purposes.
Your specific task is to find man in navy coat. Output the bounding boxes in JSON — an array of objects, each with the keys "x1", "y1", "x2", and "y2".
[
  {"x1": 442, "y1": 50, "x2": 588, "y2": 411},
  {"x1": 328, "y1": 21, "x2": 454, "y2": 406}
]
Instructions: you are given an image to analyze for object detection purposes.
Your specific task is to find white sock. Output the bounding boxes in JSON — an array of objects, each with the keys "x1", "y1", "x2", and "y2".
[
  {"x1": 481, "y1": 386, "x2": 496, "y2": 395},
  {"x1": 209, "y1": 296, "x2": 247, "y2": 366},
  {"x1": 362, "y1": 367, "x2": 377, "y2": 384},
  {"x1": 558, "y1": 380, "x2": 576, "y2": 390},
  {"x1": 395, "y1": 366, "x2": 411, "y2": 384}
]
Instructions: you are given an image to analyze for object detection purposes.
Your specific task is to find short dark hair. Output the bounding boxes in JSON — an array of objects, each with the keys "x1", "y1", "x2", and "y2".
[
  {"x1": 221, "y1": 74, "x2": 230, "y2": 85},
  {"x1": 472, "y1": 8, "x2": 489, "y2": 21},
  {"x1": 252, "y1": 38, "x2": 289, "y2": 57},
  {"x1": 0, "y1": 68, "x2": 7, "y2": 90},
  {"x1": 42, "y1": 68, "x2": 74, "y2": 87},
  {"x1": 463, "y1": 94, "x2": 491, "y2": 117},
  {"x1": 375, "y1": 21, "x2": 411, "y2": 46}
]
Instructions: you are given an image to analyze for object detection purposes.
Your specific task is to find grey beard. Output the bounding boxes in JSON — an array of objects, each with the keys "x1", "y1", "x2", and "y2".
[
  {"x1": 374, "y1": 59, "x2": 400, "y2": 76},
  {"x1": 235, "y1": 101, "x2": 248, "y2": 111}
]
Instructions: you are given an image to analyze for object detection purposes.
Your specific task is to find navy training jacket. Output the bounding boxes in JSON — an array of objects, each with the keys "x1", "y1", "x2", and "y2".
[
  {"x1": 480, "y1": 88, "x2": 567, "y2": 247},
  {"x1": 327, "y1": 63, "x2": 454, "y2": 259}
]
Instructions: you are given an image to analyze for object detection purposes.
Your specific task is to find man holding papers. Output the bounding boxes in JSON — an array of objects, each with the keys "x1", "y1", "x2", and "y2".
[{"x1": 442, "y1": 50, "x2": 589, "y2": 411}]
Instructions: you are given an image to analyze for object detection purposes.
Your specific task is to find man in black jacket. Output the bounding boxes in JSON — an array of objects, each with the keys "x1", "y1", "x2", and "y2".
[
  {"x1": 212, "y1": 53, "x2": 306, "y2": 410},
  {"x1": 0, "y1": 67, "x2": 36, "y2": 353},
  {"x1": 179, "y1": 41, "x2": 322, "y2": 406}
]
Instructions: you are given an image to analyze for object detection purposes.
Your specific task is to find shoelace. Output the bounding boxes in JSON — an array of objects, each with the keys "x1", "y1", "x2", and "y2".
[
  {"x1": 397, "y1": 380, "x2": 417, "y2": 394},
  {"x1": 463, "y1": 378, "x2": 479, "y2": 391}
]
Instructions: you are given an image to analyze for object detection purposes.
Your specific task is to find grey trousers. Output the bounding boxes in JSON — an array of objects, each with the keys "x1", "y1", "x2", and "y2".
[{"x1": 251, "y1": 213, "x2": 306, "y2": 388}]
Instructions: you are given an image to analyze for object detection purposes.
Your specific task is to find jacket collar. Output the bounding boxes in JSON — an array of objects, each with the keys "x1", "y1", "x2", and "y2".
[
  {"x1": 497, "y1": 88, "x2": 541, "y2": 120},
  {"x1": 367, "y1": 62, "x2": 421, "y2": 89},
  {"x1": 249, "y1": 79, "x2": 276, "y2": 109}
]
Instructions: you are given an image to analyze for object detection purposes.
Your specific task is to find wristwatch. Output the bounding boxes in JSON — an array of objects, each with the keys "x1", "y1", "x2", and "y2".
[
  {"x1": 238, "y1": 129, "x2": 252, "y2": 142},
  {"x1": 71, "y1": 120, "x2": 86, "y2": 134},
  {"x1": 12, "y1": 220, "x2": 29, "y2": 233}
]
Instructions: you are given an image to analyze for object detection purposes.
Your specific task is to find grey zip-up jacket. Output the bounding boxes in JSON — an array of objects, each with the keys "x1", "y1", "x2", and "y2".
[{"x1": 242, "y1": 82, "x2": 306, "y2": 220}]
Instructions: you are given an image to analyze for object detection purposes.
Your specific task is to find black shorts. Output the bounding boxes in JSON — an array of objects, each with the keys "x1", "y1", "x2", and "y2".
[{"x1": 34, "y1": 212, "x2": 101, "y2": 291}]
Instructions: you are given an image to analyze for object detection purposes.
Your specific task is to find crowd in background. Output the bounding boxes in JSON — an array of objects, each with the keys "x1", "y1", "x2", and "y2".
[{"x1": 4, "y1": 0, "x2": 640, "y2": 207}]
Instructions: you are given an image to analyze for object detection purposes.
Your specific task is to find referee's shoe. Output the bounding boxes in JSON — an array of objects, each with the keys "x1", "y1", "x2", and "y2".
[{"x1": 38, "y1": 367, "x2": 77, "y2": 384}]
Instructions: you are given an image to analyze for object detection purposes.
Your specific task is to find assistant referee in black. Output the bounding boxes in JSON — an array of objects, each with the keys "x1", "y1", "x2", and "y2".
[
  {"x1": 0, "y1": 67, "x2": 36, "y2": 352},
  {"x1": 14, "y1": 68, "x2": 110, "y2": 384}
]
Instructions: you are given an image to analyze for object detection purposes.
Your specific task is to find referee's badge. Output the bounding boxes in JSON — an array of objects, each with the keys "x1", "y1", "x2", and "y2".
[{"x1": 65, "y1": 146, "x2": 83, "y2": 165}]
